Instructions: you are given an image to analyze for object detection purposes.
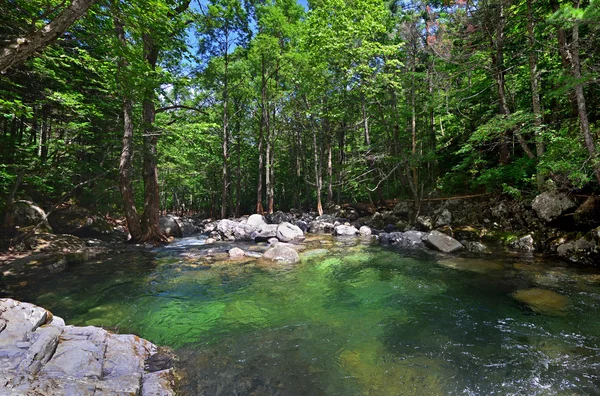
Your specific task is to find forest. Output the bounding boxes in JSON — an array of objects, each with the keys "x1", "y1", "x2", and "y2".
[{"x1": 1, "y1": 0, "x2": 600, "y2": 242}]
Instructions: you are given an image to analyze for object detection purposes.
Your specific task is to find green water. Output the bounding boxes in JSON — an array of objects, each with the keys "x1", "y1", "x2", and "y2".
[{"x1": 3, "y1": 236, "x2": 600, "y2": 395}]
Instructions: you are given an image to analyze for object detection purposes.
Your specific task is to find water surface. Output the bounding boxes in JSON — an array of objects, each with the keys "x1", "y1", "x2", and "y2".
[{"x1": 2, "y1": 236, "x2": 600, "y2": 395}]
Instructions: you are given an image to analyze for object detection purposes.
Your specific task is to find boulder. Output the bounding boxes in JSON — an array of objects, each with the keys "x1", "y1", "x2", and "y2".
[
  {"x1": 424, "y1": 230, "x2": 464, "y2": 253},
  {"x1": 509, "y1": 234, "x2": 535, "y2": 251},
  {"x1": 159, "y1": 215, "x2": 183, "y2": 238},
  {"x1": 453, "y1": 226, "x2": 482, "y2": 241},
  {"x1": 531, "y1": 191, "x2": 577, "y2": 222},
  {"x1": 295, "y1": 220, "x2": 309, "y2": 233},
  {"x1": 265, "y1": 211, "x2": 291, "y2": 224},
  {"x1": 228, "y1": 247, "x2": 245, "y2": 258},
  {"x1": 573, "y1": 196, "x2": 600, "y2": 230},
  {"x1": 5, "y1": 200, "x2": 51, "y2": 232},
  {"x1": 434, "y1": 209, "x2": 452, "y2": 227},
  {"x1": 48, "y1": 206, "x2": 111, "y2": 238},
  {"x1": 246, "y1": 214, "x2": 267, "y2": 227},
  {"x1": 0, "y1": 299, "x2": 175, "y2": 395},
  {"x1": 263, "y1": 245, "x2": 300, "y2": 263},
  {"x1": 416, "y1": 216, "x2": 434, "y2": 232},
  {"x1": 178, "y1": 218, "x2": 200, "y2": 237},
  {"x1": 556, "y1": 227, "x2": 600, "y2": 266},
  {"x1": 253, "y1": 224, "x2": 278, "y2": 242},
  {"x1": 392, "y1": 201, "x2": 413, "y2": 219},
  {"x1": 333, "y1": 225, "x2": 359, "y2": 236},
  {"x1": 276, "y1": 222, "x2": 305, "y2": 243},
  {"x1": 462, "y1": 241, "x2": 489, "y2": 253},
  {"x1": 216, "y1": 219, "x2": 239, "y2": 241},
  {"x1": 359, "y1": 226, "x2": 372, "y2": 237},
  {"x1": 233, "y1": 223, "x2": 257, "y2": 241},
  {"x1": 379, "y1": 231, "x2": 426, "y2": 248}
]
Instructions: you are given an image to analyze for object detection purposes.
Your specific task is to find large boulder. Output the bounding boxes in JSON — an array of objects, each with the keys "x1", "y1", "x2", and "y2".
[
  {"x1": 47, "y1": 206, "x2": 111, "y2": 238},
  {"x1": 532, "y1": 191, "x2": 577, "y2": 222},
  {"x1": 247, "y1": 214, "x2": 267, "y2": 227},
  {"x1": 159, "y1": 215, "x2": 183, "y2": 238},
  {"x1": 509, "y1": 234, "x2": 535, "y2": 251},
  {"x1": 253, "y1": 224, "x2": 278, "y2": 242},
  {"x1": 424, "y1": 230, "x2": 464, "y2": 253},
  {"x1": 333, "y1": 224, "x2": 359, "y2": 236},
  {"x1": 233, "y1": 223, "x2": 257, "y2": 241},
  {"x1": 276, "y1": 222, "x2": 305, "y2": 243},
  {"x1": 263, "y1": 245, "x2": 300, "y2": 263},
  {"x1": 573, "y1": 196, "x2": 600, "y2": 230},
  {"x1": 228, "y1": 247, "x2": 245, "y2": 258},
  {"x1": 4, "y1": 200, "x2": 51, "y2": 233},
  {"x1": 0, "y1": 299, "x2": 175, "y2": 395},
  {"x1": 309, "y1": 220, "x2": 334, "y2": 234},
  {"x1": 359, "y1": 226, "x2": 372, "y2": 237},
  {"x1": 434, "y1": 209, "x2": 452, "y2": 227}
]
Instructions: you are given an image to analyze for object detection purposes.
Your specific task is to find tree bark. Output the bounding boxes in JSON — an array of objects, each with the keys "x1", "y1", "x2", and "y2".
[
  {"x1": 115, "y1": 17, "x2": 142, "y2": 241},
  {"x1": 0, "y1": 0, "x2": 97, "y2": 73},
  {"x1": 221, "y1": 36, "x2": 229, "y2": 219}
]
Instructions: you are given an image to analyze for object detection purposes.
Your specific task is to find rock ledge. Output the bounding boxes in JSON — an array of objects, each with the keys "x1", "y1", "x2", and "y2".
[{"x1": 0, "y1": 298, "x2": 175, "y2": 395}]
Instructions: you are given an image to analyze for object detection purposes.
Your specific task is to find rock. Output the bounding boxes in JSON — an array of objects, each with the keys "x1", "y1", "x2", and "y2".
[
  {"x1": 434, "y1": 209, "x2": 452, "y2": 227},
  {"x1": 334, "y1": 224, "x2": 359, "y2": 236},
  {"x1": 424, "y1": 230, "x2": 464, "y2": 253},
  {"x1": 416, "y1": 216, "x2": 434, "y2": 232},
  {"x1": 253, "y1": 224, "x2": 278, "y2": 242},
  {"x1": 573, "y1": 196, "x2": 600, "y2": 229},
  {"x1": 159, "y1": 215, "x2": 183, "y2": 238},
  {"x1": 216, "y1": 219, "x2": 239, "y2": 241},
  {"x1": 512, "y1": 288, "x2": 569, "y2": 316},
  {"x1": 233, "y1": 223, "x2": 257, "y2": 241},
  {"x1": 309, "y1": 220, "x2": 335, "y2": 234},
  {"x1": 295, "y1": 220, "x2": 309, "y2": 232},
  {"x1": 438, "y1": 258, "x2": 503, "y2": 273},
  {"x1": 510, "y1": 234, "x2": 535, "y2": 251},
  {"x1": 48, "y1": 206, "x2": 111, "y2": 238},
  {"x1": 5, "y1": 200, "x2": 51, "y2": 232},
  {"x1": 265, "y1": 211, "x2": 291, "y2": 224},
  {"x1": 228, "y1": 247, "x2": 245, "y2": 258},
  {"x1": 178, "y1": 218, "x2": 200, "y2": 237},
  {"x1": 205, "y1": 238, "x2": 216, "y2": 244},
  {"x1": 462, "y1": 241, "x2": 489, "y2": 253},
  {"x1": 532, "y1": 191, "x2": 577, "y2": 222},
  {"x1": 0, "y1": 298, "x2": 175, "y2": 395},
  {"x1": 276, "y1": 222, "x2": 305, "y2": 243},
  {"x1": 383, "y1": 224, "x2": 399, "y2": 233},
  {"x1": 263, "y1": 245, "x2": 300, "y2": 263},
  {"x1": 556, "y1": 227, "x2": 600, "y2": 266},
  {"x1": 379, "y1": 231, "x2": 426, "y2": 248},
  {"x1": 359, "y1": 226, "x2": 372, "y2": 237},
  {"x1": 247, "y1": 214, "x2": 267, "y2": 227},
  {"x1": 392, "y1": 201, "x2": 413, "y2": 219},
  {"x1": 453, "y1": 226, "x2": 481, "y2": 241}
]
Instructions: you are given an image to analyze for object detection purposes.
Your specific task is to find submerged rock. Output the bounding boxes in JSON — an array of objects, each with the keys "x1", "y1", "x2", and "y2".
[
  {"x1": 438, "y1": 258, "x2": 503, "y2": 273},
  {"x1": 512, "y1": 288, "x2": 569, "y2": 315},
  {"x1": 532, "y1": 191, "x2": 577, "y2": 222},
  {"x1": 424, "y1": 231, "x2": 464, "y2": 253},
  {"x1": 0, "y1": 298, "x2": 175, "y2": 395}
]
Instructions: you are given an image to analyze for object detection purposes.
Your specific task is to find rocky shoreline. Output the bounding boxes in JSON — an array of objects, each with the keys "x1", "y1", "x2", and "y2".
[{"x1": 0, "y1": 298, "x2": 175, "y2": 395}]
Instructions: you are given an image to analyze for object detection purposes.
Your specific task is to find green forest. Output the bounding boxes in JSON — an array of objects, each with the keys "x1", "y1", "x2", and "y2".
[{"x1": 1, "y1": 0, "x2": 599, "y2": 242}]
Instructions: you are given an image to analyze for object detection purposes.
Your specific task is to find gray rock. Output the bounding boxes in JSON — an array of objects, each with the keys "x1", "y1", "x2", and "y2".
[
  {"x1": 205, "y1": 238, "x2": 216, "y2": 244},
  {"x1": 295, "y1": 220, "x2": 309, "y2": 232},
  {"x1": 263, "y1": 245, "x2": 300, "y2": 263},
  {"x1": 309, "y1": 220, "x2": 335, "y2": 234},
  {"x1": 557, "y1": 228, "x2": 600, "y2": 265},
  {"x1": 276, "y1": 222, "x2": 305, "y2": 243},
  {"x1": 265, "y1": 211, "x2": 291, "y2": 224},
  {"x1": 247, "y1": 214, "x2": 267, "y2": 227},
  {"x1": 573, "y1": 196, "x2": 600, "y2": 229},
  {"x1": 334, "y1": 224, "x2": 359, "y2": 236},
  {"x1": 510, "y1": 234, "x2": 535, "y2": 251},
  {"x1": 532, "y1": 191, "x2": 577, "y2": 222},
  {"x1": 229, "y1": 247, "x2": 245, "y2": 258},
  {"x1": 6, "y1": 200, "x2": 51, "y2": 232},
  {"x1": 253, "y1": 224, "x2": 278, "y2": 242},
  {"x1": 416, "y1": 216, "x2": 434, "y2": 232},
  {"x1": 0, "y1": 298, "x2": 175, "y2": 395},
  {"x1": 379, "y1": 231, "x2": 426, "y2": 248},
  {"x1": 233, "y1": 223, "x2": 257, "y2": 241},
  {"x1": 159, "y1": 215, "x2": 183, "y2": 238},
  {"x1": 462, "y1": 241, "x2": 489, "y2": 253},
  {"x1": 435, "y1": 209, "x2": 452, "y2": 227},
  {"x1": 359, "y1": 226, "x2": 372, "y2": 236},
  {"x1": 425, "y1": 230, "x2": 464, "y2": 253},
  {"x1": 216, "y1": 219, "x2": 239, "y2": 241},
  {"x1": 392, "y1": 201, "x2": 413, "y2": 219},
  {"x1": 48, "y1": 205, "x2": 112, "y2": 238}
]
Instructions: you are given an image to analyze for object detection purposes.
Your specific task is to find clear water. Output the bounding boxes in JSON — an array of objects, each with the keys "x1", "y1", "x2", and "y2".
[{"x1": 2, "y1": 235, "x2": 600, "y2": 395}]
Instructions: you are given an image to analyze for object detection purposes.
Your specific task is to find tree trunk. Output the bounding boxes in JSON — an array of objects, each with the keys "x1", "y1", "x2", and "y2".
[
  {"x1": 361, "y1": 92, "x2": 370, "y2": 146},
  {"x1": 221, "y1": 36, "x2": 229, "y2": 219},
  {"x1": 327, "y1": 139, "x2": 333, "y2": 204},
  {"x1": 140, "y1": 33, "x2": 167, "y2": 244},
  {"x1": 571, "y1": 10, "x2": 600, "y2": 184},
  {"x1": 313, "y1": 127, "x2": 323, "y2": 216},
  {"x1": 527, "y1": 0, "x2": 545, "y2": 190}
]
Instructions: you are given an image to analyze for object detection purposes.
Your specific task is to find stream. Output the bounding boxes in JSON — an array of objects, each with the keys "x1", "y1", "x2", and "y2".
[{"x1": 2, "y1": 235, "x2": 600, "y2": 395}]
